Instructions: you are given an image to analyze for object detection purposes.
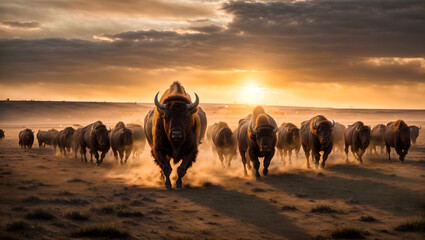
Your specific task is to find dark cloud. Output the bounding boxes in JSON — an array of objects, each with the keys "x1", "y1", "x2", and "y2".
[
  {"x1": 0, "y1": 0, "x2": 424, "y2": 90},
  {"x1": 0, "y1": 20, "x2": 41, "y2": 29}
]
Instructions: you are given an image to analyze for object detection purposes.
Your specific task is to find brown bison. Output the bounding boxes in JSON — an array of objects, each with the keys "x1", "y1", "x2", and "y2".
[
  {"x1": 48, "y1": 129, "x2": 59, "y2": 150},
  {"x1": 127, "y1": 123, "x2": 146, "y2": 160},
  {"x1": 409, "y1": 125, "x2": 421, "y2": 144},
  {"x1": 19, "y1": 129, "x2": 34, "y2": 150},
  {"x1": 300, "y1": 115, "x2": 335, "y2": 168},
  {"x1": 276, "y1": 123, "x2": 300, "y2": 165},
  {"x1": 332, "y1": 122, "x2": 346, "y2": 154},
  {"x1": 344, "y1": 121, "x2": 371, "y2": 163},
  {"x1": 385, "y1": 120, "x2": 410, "y2": 162},
  {"x1": 0, "y1": 129, "x2": 4, "y2": 139},
  {"x1": 370, "y1": 124, "x2": 386, "y2": 154},
  {"x1": 72, "y1": 127, "x2": 84, "y2": 161},
  {"x1": 144, "y1": 82, "x2": 202, "y2": 190},
  {"x1": 208, "y1": 122, "x2": 237, "y2": 167},
  {"x1": 197, "y1": 107, "x2": 207, "y2": 144},
  {"x1": 57, "y1": 127, "x2": 75, "y2": 156},
  {"x1": 109, "y1": 122, "x2": 133, "y2": 165},
  {"x1": 80, "y1": 121, "x2": 110, "y2": 165},
  {"x1": 37, "y1": 130, "x2": 52, "y2": 148},
  {"x1": 237, "y1": 106, "x2": 277, "y2": 179}
]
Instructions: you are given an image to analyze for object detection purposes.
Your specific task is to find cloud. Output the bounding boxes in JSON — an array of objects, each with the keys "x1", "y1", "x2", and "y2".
[
  {"x1": 0, "y1": 20, "x2": 41, "y2": 29},
  {"x1": 0, "y1": 0, "x2": 424, "y2": 107}
]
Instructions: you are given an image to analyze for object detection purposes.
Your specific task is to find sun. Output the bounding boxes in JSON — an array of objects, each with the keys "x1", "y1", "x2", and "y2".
[{"x1": 244, "y1": 84, "x2": 260, "y2": 94}]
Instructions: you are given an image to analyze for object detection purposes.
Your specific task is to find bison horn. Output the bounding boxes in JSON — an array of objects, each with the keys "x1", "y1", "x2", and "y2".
[
  {"x1": 273, "y1": 127, "x2": 278, "y2": 134},
  {"x1": 91, "y1": 125, "x2": 96, "y2": 134},
  {"x1": 250, "y1": 124, "x2": 258, "y2": 135},
  {"x1": 186, "y1": 93, "x2": 199, "y2": 111},
  {"x1": 331, "y1": 120, "x2": 335, "y2": 127},
  {"x1": 313, "y1": 119, "x2": 319, "y2": 129},
  {"x1": 154, "y1": 92, "x2": 166, "y2": 114}
]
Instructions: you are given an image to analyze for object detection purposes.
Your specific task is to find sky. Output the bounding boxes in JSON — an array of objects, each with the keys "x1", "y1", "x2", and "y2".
[{"x1": 0, "y1": 0, "x2": 424, "y2": 109}]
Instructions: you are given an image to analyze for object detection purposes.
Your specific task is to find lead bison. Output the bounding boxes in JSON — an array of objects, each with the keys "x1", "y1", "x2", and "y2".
[
  {"x1": 237, "y1": 106, "x2": 277, "y2": 179},
  {"x1": 385, "y1": 120, "x2": 410, "y2": 162},
  {"x1": 409, "y1": 125, "x2": 421, "y2": 144},
  {"x1": 276, "y1": 123, "x2": 300, "y2": 165},
  {"x1": 19, "y1": 129, "x2": 34, "y2": 150},
  {"x1": 344, "y1": 121, "x2": 371, "y2": 163},
  {"x1": 80, "y1": 121, "x2": 110, "y2": 165},
  {"x1": 109, "y1": 122, "x2": 133, "y2": 165},
  {"x1": 300, "y1": 115, "x2": 335, "y2": 168},
  {"x1": 332, "y1": 122, "x2": 346, "y2": 154},
  {"x1": 370, "y1": 124, "x2": 386, "y2": 154},
  {"x1": 127, "y1": 123, "x2": 146, "y2": 160},
  {"x1": 0, "y1": 129, "x2": 5, "y2": 139},
  {"x1": 208, "y1": 122, "x2": 237, "y2": 167},
  {"x1": 144, "y1": 81, "x2": 202, "y2": 190},
  {"x1": 57, "y1": 127, "x2": 75, "y2": 156}
]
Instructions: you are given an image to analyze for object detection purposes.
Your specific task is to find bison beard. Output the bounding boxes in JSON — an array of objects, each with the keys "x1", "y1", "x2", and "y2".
[
  {"x1": 237, "y1": 107, "x2": 278, "y2": 180},
  {"x1": 145, "y1": 81, "x2": 201, "y2": 190}
]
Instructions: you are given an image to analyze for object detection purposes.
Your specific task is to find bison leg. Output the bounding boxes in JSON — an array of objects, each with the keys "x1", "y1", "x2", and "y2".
[
  {"x1": 283, "y1": 150, "x2": 287, "y2": 165},
  {"x1": 154, "y1": 151, "x2": 172, "y2": 190},
  {"x1": 302, "y1": 144, "x2": 311, "y2": 168},
  {"x1": 176, "y1": 151, "x2": 197, "y2": 190},
  {"x1": 395, "y1": 146, "x2": 406, "y2": 162},
  {"x1": 344, "y1": 143, "x2": 349, "y2": 162},
  {"x1": 263, "y1": 152, "x2": 274, "y2": 176},
  {"x1": 313, "y1": 151, "x2": 321, "y2": 169},
  {"x1": 386, "y1": 144, "x2": 391, "y2": 161},
  {"x1": 288, "y1": 150, "x2": 292, "y2": 164},
  {"x1": 248, "y1": 149, "x2": 261, "y2": 180},
  {"x1": 112, "y1": 149, "x2": 118, "y2": 163},
  {"x1": 239, "y1": 147, "x2": 248, "y2": 176},
  {"x1": 295, "y1": 146, "x2": 300, "y2": 159},
  {"x1": 119, "y1": 150, "x2": 124, "y2": 165},
  {"x1": 124, "y1": 149, "x2": 131, "y2": 165},
  {"x1": 218, "y1": 151, "x2": 225, "y2": 168}
]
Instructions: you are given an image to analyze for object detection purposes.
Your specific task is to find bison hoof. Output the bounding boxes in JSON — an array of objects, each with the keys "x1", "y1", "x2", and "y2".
[
  {"x1": 176, "y1": 178, "x2": 182, "y2": 190},
  {"x1": 255, "y1": 172, "x2": 261, "y2": 180}
]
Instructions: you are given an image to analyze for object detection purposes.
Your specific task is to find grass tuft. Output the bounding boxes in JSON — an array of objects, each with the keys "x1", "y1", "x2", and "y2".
[
  {"x1": 71, "y1": 224, "x2": 130, "y2": 238},
  {"x1": 360, "y1": 215, "x2": 377, "y2": 222},
  {"x1": 331, "y1": 226, "x2": 366, "y2": 239},
  {"x1": 311, "y1": 205, "x2": 337, "y2": 213},
  {"x1": 65, "y1": 211, "x2": 90, "y2": 221},
  {"x1": 116, "y1": 210, "x2": 144, "y2": 218},
  {"x1": 394, "y1": 217, "x2": 425, "y2": 232},
  {"x1": 25, "y1": 208, "x2": 55, "y2": 220},
  {"x1": 6, "y1": 220, "x2": 31, "y2": 232}
]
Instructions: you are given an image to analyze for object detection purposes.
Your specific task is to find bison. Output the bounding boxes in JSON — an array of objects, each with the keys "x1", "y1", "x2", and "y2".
[
  {"x1": 344, "y1": 121, "x2": 371, "y2": 163},
  {"x1": 109, "y1": 122, "x2": 133, "y2": 165},
  {"x1": 370, "y1": 124, "x2": 386, "y2": 154},
  {"x1": 409, "y1": 125, "x2": 421, "y2": 144},
  {"x1": 0, "y1": 129, "x2": 4, "y2": 139},
  {"x1": 332, "y1": 122, "x2": 346, "y2": 154},
  {"x1": 57, "y1": 127, "x2": 75, "y2": 156},
  {"x1": 144, "y1": 81, "x2": 202, "y2": 190},
  {"x1": 48, "y1": 129, "x2": 59, "y2": 150},
  {"x1": 208, "y1": 122, "x2": 237, "y2": 168},
  {"x1": 80, "y1": 121, "x2": 110, "y2": 165},
  {"x1": 385, "y1": 120, "x2": 410, "y2": 162},
  {"x1": 300, "y1": 115, "x2": 335, "y2": 168},
  {"x1": 237, "y1": 106, "x2": 277, "y2": 179},
  {"x1": 276, "y1": 123, "x2": 300, "y2": 165},
  {"x1": 73, "y1": 127, "x2": 84, "y2": 160},
  {"x1": 19, "y1": 129, "x2": 34, "y2": 150},
  {"x1": 127, "y1": 123, "x2": 146, "y2": 160},
  {"x1": 37, "y1": 130, "x2": 52, "y2": 148},
  {"x1": 197, "y1": 107, "x2": 207, "y2": 144}
]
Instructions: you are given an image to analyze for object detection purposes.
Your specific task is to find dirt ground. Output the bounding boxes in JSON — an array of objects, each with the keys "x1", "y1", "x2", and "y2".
[{"x1": 0, "y1": 101, "x2": 424, "y2": 240}]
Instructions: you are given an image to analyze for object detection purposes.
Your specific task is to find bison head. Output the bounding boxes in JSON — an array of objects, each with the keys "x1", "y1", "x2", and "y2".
[
  {"x1": 357, "y1": 125, "x2": 371, "y2": 147},
  {"x1": 91, "y1": 125, "x2": 109, "y2": 148},
  {"x1": 312, "y1": 119, "x2": 335, "y2": 147},
  {"x1": 155, "y1": 92, "x2": 199, "y2": 146},
  {"x1": 409, "y1": 126, "x2": 420, "y2": 144},
  {"x1": 249, "y1": 115, "x2": 277, "y2": 154}
]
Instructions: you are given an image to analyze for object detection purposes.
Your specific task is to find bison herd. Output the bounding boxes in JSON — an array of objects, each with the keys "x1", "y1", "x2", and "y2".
[{"x1": 5, "y1": 82, "x2": 422, "y2": 190}]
